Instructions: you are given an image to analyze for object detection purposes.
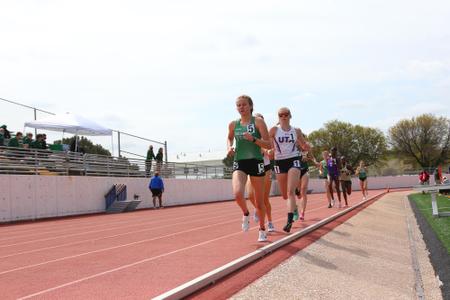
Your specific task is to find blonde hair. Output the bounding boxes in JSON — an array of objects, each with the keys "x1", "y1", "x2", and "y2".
[{"x1": 278, "y1": 107, "x2": 291, "y2": 117}]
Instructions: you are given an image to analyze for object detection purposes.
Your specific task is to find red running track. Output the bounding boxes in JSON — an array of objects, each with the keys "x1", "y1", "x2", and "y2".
[{"x1": 0, "y1": 190, "x2": 383, "y2": 299}]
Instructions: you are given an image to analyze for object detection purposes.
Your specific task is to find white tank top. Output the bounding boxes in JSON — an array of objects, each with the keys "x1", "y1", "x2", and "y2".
[{"x1": 273, "y1": 126, "x2": 300, "y2": 160}]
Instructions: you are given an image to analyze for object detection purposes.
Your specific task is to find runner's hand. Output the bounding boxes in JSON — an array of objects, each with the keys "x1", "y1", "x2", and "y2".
[{"x1": 227, "y1": 147, "x2": 235, "y2": 157}]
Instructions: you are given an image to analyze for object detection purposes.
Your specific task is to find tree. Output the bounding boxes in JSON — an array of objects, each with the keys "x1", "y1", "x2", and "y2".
[
  {"x1": 308, "y1": 120, "x2": 387, "y2": 167},
  {"x1": 55, "y1": 136, "x2": 112, "y2": 156},
  {"x1": 388, "y1": 114, "x2": 450, "y2": 169}
]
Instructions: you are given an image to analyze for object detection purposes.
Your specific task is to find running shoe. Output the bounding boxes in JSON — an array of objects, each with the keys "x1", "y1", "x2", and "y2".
[
  {"x1": 331, "y1": 198, "x2": 335, "y2": 207},
  {"x1": 267, "y1": 222, "x2": 275, "y2": 232},
  {"x1": 253, "y1": 210, "x2": 259, "y2": 223},
  {"x1": 328, "y1": 203, "x2": 332, "y2": 208},
  {"x1": 257, "y1": 230, "x2": 267, "y2": 242},
  {"x1": 242, "y1": 215, "x2": 250, "y2": 232},
  {"x1": 338, "y1": 202, "x2": 342, "y2": 208},
  {"x1": 283, "y1": 221, "x2": 293, "y2": 233},
  {"x1": 363, "y1": 196, "x2": 367, "y2": 201},
  {"x1": 293, "y1": 208, "x2": 299, "y2": 221},
  {"x1": 299, "y1": 212, "x2": 305, "y2": 221}
]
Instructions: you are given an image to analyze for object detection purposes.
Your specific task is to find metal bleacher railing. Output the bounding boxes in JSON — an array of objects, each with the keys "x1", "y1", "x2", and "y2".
[{"x1": 0, "y1": 146, "x2": 232, "y2": 179}]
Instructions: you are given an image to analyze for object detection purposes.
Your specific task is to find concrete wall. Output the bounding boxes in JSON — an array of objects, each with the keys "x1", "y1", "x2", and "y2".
[{"x1": 0, "y1": 174, "x2": 421, "y2": 223}]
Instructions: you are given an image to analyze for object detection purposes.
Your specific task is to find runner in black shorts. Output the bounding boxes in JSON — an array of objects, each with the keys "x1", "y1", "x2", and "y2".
[
  {"x1": 246, "y1": 113, "x2": 276, "y2": 232},
  {"x1": 270, "y1": 107, "x2": 310, "y2": 233},
  {"x1": 227, "y1": 96, "x2": 271, "y2": 242}
]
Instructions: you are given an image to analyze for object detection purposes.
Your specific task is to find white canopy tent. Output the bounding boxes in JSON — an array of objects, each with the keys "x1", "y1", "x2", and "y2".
[{"x1": 24, "y1": 113, "x2": 113, "y2": 151}]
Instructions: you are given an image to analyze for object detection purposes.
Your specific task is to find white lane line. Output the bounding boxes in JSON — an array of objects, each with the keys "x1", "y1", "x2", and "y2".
[
  {"x1": 0, "y1": 203, "x2": 233, "y2": 243},
  {"x1": 153, "y1": 192, "x2": 385, "y2": 300},
  {"x1": 0, "y1": 217, "x2": 244, "y2": 276},
  {"x1": 0, "y1": 209, "x2": 240, "y2": 259},
  {"x1": 0, "y1": 200, "x2": 237, "y2": 236},
  {"x1": 15, "y1": 202, "x2": 336, "y2": 299},
  {"x1": 0, "y1": 206, "x2": 229, "y2": 248}
]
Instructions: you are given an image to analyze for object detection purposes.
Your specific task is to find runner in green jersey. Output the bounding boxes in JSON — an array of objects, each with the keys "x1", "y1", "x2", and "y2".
[
  {"x1": 356, "y1": 160, "x2": 369, "y2": 200},
  {"x1": 319, "y1": 150, "x2": 334, "y2": 208},
  {"x1": 227, "y1": 95, "x2": 271, "y2": 242}
]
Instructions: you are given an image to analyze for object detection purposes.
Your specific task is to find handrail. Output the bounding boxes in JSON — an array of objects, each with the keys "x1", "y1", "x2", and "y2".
[{"x1": 0, "y1": 146, "x2": 231, "y2": 179}]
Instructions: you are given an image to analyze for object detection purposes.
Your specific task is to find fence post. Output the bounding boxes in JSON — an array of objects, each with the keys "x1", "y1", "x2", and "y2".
[
  {"x1": 164, "y1": 141, "x2": 168, "y2": 163},
  {"x1": 117, "y1": 131, "x2": 121, "y2": 157}
]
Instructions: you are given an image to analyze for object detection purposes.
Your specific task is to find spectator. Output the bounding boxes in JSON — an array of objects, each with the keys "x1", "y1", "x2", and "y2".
[
  {"x1": 435, "y1": 166, "x2": 442, "y2": 184},
  {"x1": 23, "y1": 132, "x2": 34, "y2": 149},
  {"x1": 31, "y1": 134, "x2": 44, "y2": 149},
  {"x1": 0, "y1": 127, "x2": 4, "y2": 146},
  {"x1": 1, "y1": 125, "x2": 11, "y2": 139},
  {"x1": 155, "y1": 147, "x2": 163, "y2": 173},
  {"x1": 42, "y1": 134, "x2": 48, "y2": 149},
  {"x1": 419, "y1": 170, "x2": 430, "y2": 185},
  {"x1": 148, "y1": 171, "x2": 164, "y2": 209},
  {"x1": 8, "y1": 132, "x2": 23, "y2": 148},
  {"x1": 145, "y1": 145, "x2": 155, "y2": 177}
]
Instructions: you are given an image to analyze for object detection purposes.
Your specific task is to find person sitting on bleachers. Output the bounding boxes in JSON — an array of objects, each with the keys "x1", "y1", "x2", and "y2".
[
  {"x1": 8, "y1": 132, "x2": 23, "y2": 148},
  {"x1": 31, "y1": 134, "x2": 45, "y2": 149},
  {"x1": 42, "y1": 133, "x2": 48, "y2": 149},
  {"x1": 23, "y1": 132, "x2": 34, "y2": 149}
]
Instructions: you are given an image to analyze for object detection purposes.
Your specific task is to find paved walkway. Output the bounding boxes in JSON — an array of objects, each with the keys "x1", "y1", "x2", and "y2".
[{"x1": 232, "y1": 191, "x2": 443, "y2": 300}]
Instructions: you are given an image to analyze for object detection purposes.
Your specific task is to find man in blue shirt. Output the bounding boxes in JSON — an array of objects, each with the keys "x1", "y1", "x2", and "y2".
[{"x1": 149, "y1": 172, "x2": 165, "y2": 209}]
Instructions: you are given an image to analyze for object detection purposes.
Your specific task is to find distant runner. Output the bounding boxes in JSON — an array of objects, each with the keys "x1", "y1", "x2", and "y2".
[{"x1": 356, "y1": 160, "x2": 368, "y2": 200}]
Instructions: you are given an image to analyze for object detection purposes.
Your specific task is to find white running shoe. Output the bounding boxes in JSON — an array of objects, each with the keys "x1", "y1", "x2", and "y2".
[
  {"x1": 242, "y1": 215, "x2": 250, "y2": 232},
  {"x1": 363, "y1": 196, "x2": 367, "y2": 201},
  {"x1": 253, "y1": 210, "x2": 259, "y2": 223},
  {"x1": 258, "y1": 230, "x2": 267, "y2": 242},
  {"x1": 267, "y1": 222, "x2": 275, "y2": 232},
  {"x1": 331, "y1": 198, "x2": 335, "y2": 207}
]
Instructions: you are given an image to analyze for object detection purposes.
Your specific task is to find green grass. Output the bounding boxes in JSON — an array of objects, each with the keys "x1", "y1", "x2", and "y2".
[{"x1": 409, "y1": 193, "x2": 450, "y2": 254}]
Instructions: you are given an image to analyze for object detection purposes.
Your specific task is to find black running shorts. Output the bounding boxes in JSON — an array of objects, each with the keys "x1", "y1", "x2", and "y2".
[
  {"x1": 233, "y1": 159, "x2": 265, "y2": 177},
  {"x1": 150, "y1": 188, "x2": 162, "y2": 197},
  {"x1": 274, "y1": 156, "x2": 302, "y2": 174}
]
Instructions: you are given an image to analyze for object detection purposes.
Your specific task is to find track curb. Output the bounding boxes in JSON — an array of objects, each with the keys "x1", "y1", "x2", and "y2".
[{"x1": 153, "y1": 191, "x2": 387, "y2": 300}]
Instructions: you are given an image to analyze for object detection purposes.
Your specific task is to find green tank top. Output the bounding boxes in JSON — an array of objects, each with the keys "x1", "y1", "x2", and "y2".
[
  {"x1": 358, "y1": 167, "x2": 367, "y2": 179},
  {"x1": 234, "y1": 117, "x2": 263, "y2": 161}
]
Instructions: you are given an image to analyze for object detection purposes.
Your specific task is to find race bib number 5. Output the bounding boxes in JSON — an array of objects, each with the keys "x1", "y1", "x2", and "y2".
[{"x1": 258, "y1": 163, "x2": 265, "y2": 174}]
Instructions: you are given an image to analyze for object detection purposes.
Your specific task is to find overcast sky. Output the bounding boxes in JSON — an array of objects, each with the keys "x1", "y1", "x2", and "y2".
[{"x1": 1, "y1": 0, "x2": 450, "y2": 161}]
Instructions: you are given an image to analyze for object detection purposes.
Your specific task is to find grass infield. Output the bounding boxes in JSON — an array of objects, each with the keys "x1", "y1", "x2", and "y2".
[{"x1": 409, "y1": 193, "x2": 450, "y2": 254}]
